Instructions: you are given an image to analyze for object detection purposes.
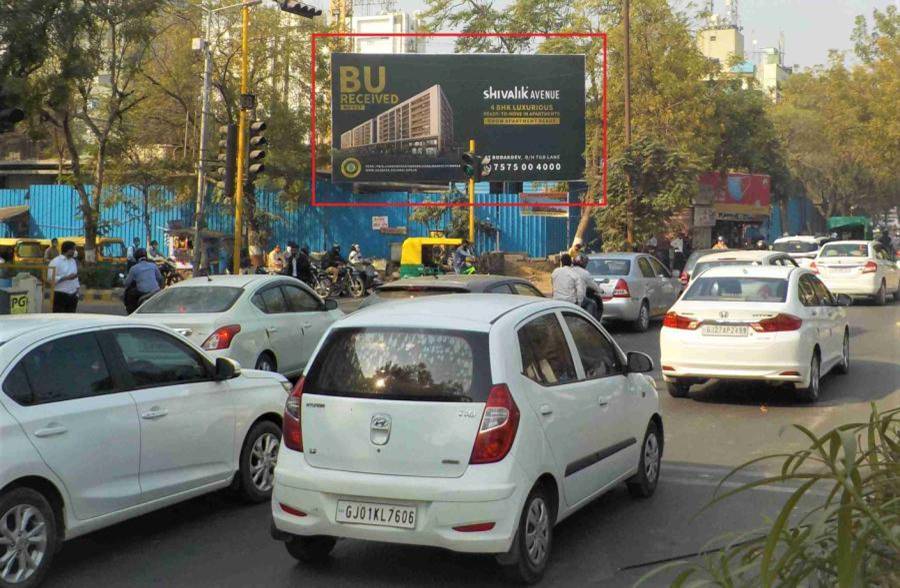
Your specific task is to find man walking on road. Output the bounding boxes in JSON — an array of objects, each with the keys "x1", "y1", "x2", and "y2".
[
  {"x1": 49, "y1": 241, "x2": 80, "y2": 313},
  {"x1": 551, "y1": 253, "x2": 585, "y2": 305}
]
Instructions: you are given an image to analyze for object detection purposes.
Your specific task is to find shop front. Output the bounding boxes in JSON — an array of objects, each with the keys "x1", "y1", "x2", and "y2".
[{"x1": 694, "y1": 172, "x2": 771, "y2": 248}]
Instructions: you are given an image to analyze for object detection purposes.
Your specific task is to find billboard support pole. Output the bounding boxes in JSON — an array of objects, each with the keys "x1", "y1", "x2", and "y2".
[{"x1": 468, "y1": 139, "x2": 475, "y2": 243}]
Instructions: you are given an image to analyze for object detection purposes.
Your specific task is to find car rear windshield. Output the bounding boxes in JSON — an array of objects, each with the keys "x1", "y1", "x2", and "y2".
[
  {"x1": 692, "y1": 259, "x2": 754, "y2": 277},
  {"x1": 683, "y1": 277, "x2": 788, "y2": 303},
  {"x1": 586, "y1": 258, "x2": 631, "y2": 276},
  {"x1": 774, "y1": 240, "x2": 818, "y2": 253},
  {"x1": 819, "y1": 243, "x2": 870, "y2": 258},
  {"x1": 376, "y1": 286, "x2": 467, "y2": 300},
  {"x1": 304, "y1": 327, "x2": 492, "y2": 402},
  {"x1": 136, "y1": 286, "x2": 243, "y2": 314}
]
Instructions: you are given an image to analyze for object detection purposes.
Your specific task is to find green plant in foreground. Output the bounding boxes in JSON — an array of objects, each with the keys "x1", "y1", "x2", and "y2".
[{"x1": 643, "y1": 404, "x2": 899, "y2": 587}]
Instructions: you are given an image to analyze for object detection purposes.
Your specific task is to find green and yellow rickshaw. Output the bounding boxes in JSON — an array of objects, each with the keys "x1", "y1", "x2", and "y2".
[{"x1": 399, "y1": 237, "x2": 462, "y2": 278}]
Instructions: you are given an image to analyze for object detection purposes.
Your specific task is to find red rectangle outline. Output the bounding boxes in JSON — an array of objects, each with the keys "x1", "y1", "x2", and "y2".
[{"x1": 311, "y1": 31, "x2": 606, "y2": 208}]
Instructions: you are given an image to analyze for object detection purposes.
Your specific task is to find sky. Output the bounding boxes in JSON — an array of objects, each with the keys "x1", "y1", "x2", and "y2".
[{"x1": 344, "y1": 0, "x2": 898, "y2": 68}]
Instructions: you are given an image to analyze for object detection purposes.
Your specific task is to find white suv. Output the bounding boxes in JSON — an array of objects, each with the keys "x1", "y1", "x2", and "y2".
[
  {"x1": 0, "y1": 315, "x2": 289, "y2": 588},
  {"x1": 271, "y1": 295, "x2": 662, "y2": 583}
]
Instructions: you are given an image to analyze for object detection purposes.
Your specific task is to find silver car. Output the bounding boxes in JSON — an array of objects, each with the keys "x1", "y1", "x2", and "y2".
[{"x1": 585, "y1": 253, "x2": 682, "y2": 332}]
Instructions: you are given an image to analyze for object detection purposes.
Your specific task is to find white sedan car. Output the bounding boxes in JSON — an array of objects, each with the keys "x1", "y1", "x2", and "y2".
[
  {"x1": 0, "y1": 315, "x2": 289, "y2": 587},
  {"x1": 271, "y1": 295, "x2": 662, "y2": 583},
  {"x1": 812, "y1": 240, "x2": 900, "y2": 305},
  {"x1": 688, "y1": 250, "x2": 798, "y2": 283},
  {"x1": 134, "y1": 275, "x2": 343, "y2": 377},
  {"x1": 660, "y1": 266, "x2": 850, "y2": 402}
]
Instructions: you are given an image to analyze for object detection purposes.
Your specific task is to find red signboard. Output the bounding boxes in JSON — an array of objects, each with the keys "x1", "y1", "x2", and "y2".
[{"x1": 699, "y1": 172, "x2": 771, "y2": 215}]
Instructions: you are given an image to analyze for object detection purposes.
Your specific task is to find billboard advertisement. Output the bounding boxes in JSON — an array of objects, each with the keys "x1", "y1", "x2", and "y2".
[
  {"x1": 519, "y1": 192, "x2": 570, "y2": 218},
  {"x1": 699, "y1": 172, "x2": 771, "y2": 218},
  {"x1": 331, "y1": 53, "x2": 586, "y2": 184}
]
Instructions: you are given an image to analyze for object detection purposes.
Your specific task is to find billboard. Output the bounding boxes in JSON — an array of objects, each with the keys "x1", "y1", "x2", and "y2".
[
  {"x1": 331, "y1": 53, "x2": 586, "y2": 184},
  {"x1": 519, "y1": 192, "x2": 570, "y2": 218}
]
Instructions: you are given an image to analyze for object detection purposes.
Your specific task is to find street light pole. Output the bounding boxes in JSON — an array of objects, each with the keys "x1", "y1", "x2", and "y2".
[{"x1": 192, "y1": 2, "x2": 214, "y2": 276}]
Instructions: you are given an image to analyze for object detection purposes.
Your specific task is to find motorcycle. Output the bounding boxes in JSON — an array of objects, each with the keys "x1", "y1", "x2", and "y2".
[
  {"x1": 328, "y1": 264, "x2": 366, "y2": 299},
  {"x1": 352, "y1": 258, "x2": 383, "y2": 293},
  {"x1": 156, "y1": 258, "x2": 183, "y2": 287}
]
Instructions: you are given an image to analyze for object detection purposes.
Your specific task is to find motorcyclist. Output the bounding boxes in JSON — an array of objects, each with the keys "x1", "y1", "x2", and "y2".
[
  {"x1": 123, "y1": 248, "x2": 163, "y2": 314},
  {"x1": 453, "y1": 240, "x2": 475, "y2": 274},
  {"x1": 348, "y1": 243, "x2": 362, "y2": 265},
  {"x1": 322, "y1": 243, "x2": 346, "y2": 284},
  {"x1": 573, "y1": 254, "x2": 603, "y2": 320}
]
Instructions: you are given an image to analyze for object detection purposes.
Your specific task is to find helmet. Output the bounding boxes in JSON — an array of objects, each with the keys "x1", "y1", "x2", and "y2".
[
  {"x1": 332, "y1": 243, "x2": 341, "y2": 250},
  {"x1": 351, "y1": 243, "x2": 360, "y2": 251}
]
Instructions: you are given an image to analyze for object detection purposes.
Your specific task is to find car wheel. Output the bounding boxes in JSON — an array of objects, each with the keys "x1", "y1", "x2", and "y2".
[
  {"x1": 874, "y1": 281, "x2": 886, "y2": 306},
  {"x1": 627, "y1": 420, "x2": 662, "y2": 498},
  {"x1": 284, "y1": 536, "x2": 337, "y2": 563},
  {"x1": 254, "y1": 352, "x2": 277, "y2": 373},
  {"x1": 666, "y1": 381, "x2": 691, "y2": 398},
  {"x1": 497, "y1": 485, "x2": 553, "y2": 585},
  {"x1": 796, "y1": 352, "x2": 821, "y2": 403},
  {"x1": 632, "y1": 301, "x2": 650, "y2": 333},
  {"x1": 348, "y1": 277, "x2": 366, "y2": 299},
  {"x1": 237, "y1": 420, "x2": 281, "y2": 502},
  {"x1": 836, "y1": 330, "x2": 850, "y2": 375},
  {"x1": 0, "y1": 488, "x2": 58, "y2": 588}
]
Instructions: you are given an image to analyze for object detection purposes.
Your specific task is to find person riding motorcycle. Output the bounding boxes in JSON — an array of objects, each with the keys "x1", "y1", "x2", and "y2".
[
  {"x1": 453, "y1": 240, "x2": 475, "y2": 274},
  {"x1": 123, "y1": 248, "x2": 163, "y2": 314},
  {"x1": 322, "y1": 243, "x2": 346, "y2": 284},
  {"x1": 348, "y1": 243, "x2": 362, "y2": 265},
  {"x1": 573, "y1": 254, "x2": 603, "y2": 320}
]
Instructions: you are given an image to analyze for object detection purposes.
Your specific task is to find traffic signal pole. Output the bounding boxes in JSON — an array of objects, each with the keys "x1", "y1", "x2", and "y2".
[
  {"x1": 191, "y1": 2, "x2": 214, "y2": 276},
  {"x1": 468, "y1": 139, "x2": 475, "y2": 243},
  {"x1": 233, "y1": 4, "x2": 250, "y2": 275}
]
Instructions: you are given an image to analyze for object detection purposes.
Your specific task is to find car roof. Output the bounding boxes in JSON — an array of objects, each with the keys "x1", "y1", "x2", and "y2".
[
  {"x1": 822, "y1": 240, "x2": 872, "y2": 246},
  {"x1": 0, "y1": 314, "x2": 134, "y2": 345},
  {"x1": 586, "y1": 252, "x2": 649, "y2": 260},
  {"x1": 169, "y1": 274, "x2": 285, "y2": 289},
  {"x1": 695, "y1": 250, "x2": 779, "y2": 262},
  {"x1": 694, "y1": 265, "x2": 800, "y2": 279},
  {"x1": 377, "y1": 274, "x2": 527, "y2": 291},
  {"x1": 338, "y1": 294, "x2": 559, "y2": 331}
]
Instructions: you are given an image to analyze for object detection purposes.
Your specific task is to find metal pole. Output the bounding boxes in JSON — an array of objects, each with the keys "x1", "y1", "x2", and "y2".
[
  {"x1": 192, "y1": 3, "x2": 214, "y2": 276},
  {"x1": 233, "y1": 4, "x2": 250, "y2": 275},
  {"x1": 468, "y1": 138, "x2": 475, "y2": 243},
  {"x1": 623, "y1": 0, "x2": 634, "y2": 245}
]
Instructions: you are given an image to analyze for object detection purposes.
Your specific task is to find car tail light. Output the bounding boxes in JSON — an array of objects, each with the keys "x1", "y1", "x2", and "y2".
[
  {"x1": 751, "y1": 313, "x2": 802, "y2": 332},
  {"x1": 862, "y1": 261, "x2": 877, "y2": 273},
  {"x1": 662, "y1": 312, "x2": 699, "y2": 330},
  {"x1": 453, "y1": 522, "x2": 496, "y2": 533},
  {"x1": 613, "y1": 279, "x2": 630, "y2": 298},
  {"x1": 679, "y1": 272, "x2": 689, "y2": 286},
  {"x1": 809, "y1": 261, "x2": 818, "y2": 274},
  {"x1": 279, "y1": 503, "x2": 307, "y2": 517},
  {"x1": 283, "y1": 377, "x2": 304, "y2": 452},
  {"x1": 470, "y1": 384, "x2": 519, "y2": 464},
  {"x1": 201, "y1": 325, "x2": 241, "y2": 350}
]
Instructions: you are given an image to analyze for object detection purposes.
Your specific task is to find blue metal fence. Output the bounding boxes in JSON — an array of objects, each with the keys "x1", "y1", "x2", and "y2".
[{"x1": 0, "y1": 184, "x2": 569, "y2": 259}]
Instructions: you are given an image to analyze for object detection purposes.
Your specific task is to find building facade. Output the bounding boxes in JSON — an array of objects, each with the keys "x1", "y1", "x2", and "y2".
[{"x1": 350, "y1": 12, "x2": 422, "y2": 54}]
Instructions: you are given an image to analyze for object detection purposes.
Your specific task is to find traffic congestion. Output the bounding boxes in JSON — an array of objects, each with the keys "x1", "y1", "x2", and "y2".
[{"x1": 1, "y1": 230, "x2": 897, "y2": 587}]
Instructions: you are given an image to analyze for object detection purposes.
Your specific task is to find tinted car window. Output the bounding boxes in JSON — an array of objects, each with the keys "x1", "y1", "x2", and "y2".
[
  {"x1": 19, "y1": 333, "x2": 115, "y2": 404},
  {"x1": 820, "y1": 244, "x2": 870, "y2": 258},
  {"x1": 774, "y1": 240, "x2": 819, "y2": 253},
  {"x1": 692, "y1": 259, "x2": 752, "y2": 277},
  {"x1": 305, "y1": 328, "x2": 491, "y2": 402},
  {"x1": 684, "y1": 277, "x2": 789, "y2": 302},
  {"x1": 138, "y1": 286, "x2": 242, "y2": 314},
  {"x1": 563, "y1": 313, "x2": 622, "y2": 379},
  {"x1": 487, "y1": 283, "x2": 513, "y2": 294},
  {"x1": 258, "y1": 287, "x2": 287, "y2": 313},
  {"x1": 282, "y1": 285, "x2": 320, "y2": 312},
  {"x1": 2, "y1": 363, "x2": 33, "y2": 405},
  {"x1": 111, "y1": 329, "x2": 208, "y2": 388},
  {"x1": 518, "y1": 314, "x2": 577, "y2": 386},
  {"x1": 648, "y1": 258, "x2": 671, "y2": 278},
  {"x1": 797, "y1": 275, "x2": 820, "y2": 307},
  {"x1": 810, "y1": 277, "x2": 835, "y2": 306},
  {"x1": 512, "y1": 282, "x2": 543, "y2": 297},
  {"x1": 637, "y1": 257, "x2": 655, "y2": 278},
  {"x1": 586, "y1": 258, "x2": 631, "y2": 276}
]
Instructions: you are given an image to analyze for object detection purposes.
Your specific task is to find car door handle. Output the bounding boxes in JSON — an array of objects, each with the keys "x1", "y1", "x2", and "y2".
[
  {"x1": 301, "y1": 323, "x2": 312, "y2": 329},
  {"x1": 598, "y1": 397, "x2": 610, "y2": 407},
  {"x1": 539, "y1": 404, "x2": 553, "y2": 416},
  {"x1": 267, "y1": 326, "x2": 279, "y2": 333},
  {"x1": 141, "y1": 408, "x2": 169, "y2": 420},
  {"x1": 34, "y1": 423, "x2": 67, "y2": 438}
]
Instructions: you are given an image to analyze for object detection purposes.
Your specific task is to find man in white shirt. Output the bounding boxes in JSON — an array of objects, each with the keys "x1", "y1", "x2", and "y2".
[
  {"x1": 551, "y1": 253, "x2": 585, "y2": 304},
  {"x1": 572, "y1": 254, "x2": 603, "y2": 319},
  {"x1": 48, "y1": 241, "x2": 80, "y2": 313}
]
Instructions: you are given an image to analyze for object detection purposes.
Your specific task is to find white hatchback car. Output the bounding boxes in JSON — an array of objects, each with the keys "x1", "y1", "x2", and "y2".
[
  {"x1": 812, "y1": 240, "x2": 900, "y2": 305},
  {"x1": 134, "y1": 275, "x2": 343, "y2": 376},
  {"x1": 660, "y1": 266, "x2": 851, "y2": 402},
  {"x1": 271, "y1": 295, "x2": 662, "y2": 583},
  {"x1": 0, "y1": 315, "x2": 289, "y2": 587}
]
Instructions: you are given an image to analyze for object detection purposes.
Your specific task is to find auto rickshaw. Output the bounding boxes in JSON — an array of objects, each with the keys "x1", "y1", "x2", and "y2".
[
  {"x1": 0, "y1": 238, "x2": 48, "y2": 265},
  {"x1": 56, "y1": 236, "x2": 128, "y2": 265},
  {"x1": 399, "y1": 237, "x2": 462, "y2": 278}
]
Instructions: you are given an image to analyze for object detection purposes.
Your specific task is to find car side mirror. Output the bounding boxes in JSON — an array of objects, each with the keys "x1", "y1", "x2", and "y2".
[
  {"x1": 626, "y1": 351, "x2": 654, "y2": 374},
  {"x1": 835, "y1": 293, "x2": 853, "y2": 307},
  {"x1": 323, "y1": 299, "x2": 338, "y2": 311},
  {"x1": 214, "y1": 357, "x2": 241, "y2": 381}
]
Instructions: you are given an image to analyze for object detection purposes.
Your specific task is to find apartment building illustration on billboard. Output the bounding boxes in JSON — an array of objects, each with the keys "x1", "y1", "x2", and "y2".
[{"x1": 339, "y1": 85, "x2": 455, "y2": 156}]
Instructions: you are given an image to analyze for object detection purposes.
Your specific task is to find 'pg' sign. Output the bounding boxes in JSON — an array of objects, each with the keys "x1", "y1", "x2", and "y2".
[{"x1": 10, "y1": 293, "x2": 28, "y2": 314}]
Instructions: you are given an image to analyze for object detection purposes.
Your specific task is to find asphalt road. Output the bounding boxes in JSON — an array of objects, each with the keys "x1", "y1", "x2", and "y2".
[{"x1": 52, "y1": 298, "x2": 899, "y2": 587}]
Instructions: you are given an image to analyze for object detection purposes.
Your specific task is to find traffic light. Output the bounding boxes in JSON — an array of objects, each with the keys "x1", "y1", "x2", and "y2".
[
  {"x1": 278, "y1": 1, "x2": 322, "y2": 18},
  {"x1": 211, "y1": 123, "x2": 237, "y2": 200},
  {"x1": 246, "y1": 120, "x2": 267, "y2": 184},
  {"x1": 460, "y1": 151, "x2": 492, "y2": 181}
]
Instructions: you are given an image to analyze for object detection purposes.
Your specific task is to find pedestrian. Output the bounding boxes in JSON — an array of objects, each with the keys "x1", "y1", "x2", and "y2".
[
  {"x1": 268, "y1": 244, "x2": 284, "y2": 272},
  {"x1": 126, "y1": 237, "x2": 141, "y2": 271},
  {"x1": 49, "y1": 240, "x2": 80, "y2": 313},
  {"x1": 713, "y1": 235, "x2": 728, "y2": 250},
  {"x1": 147, "y1": 240, "x2": 162, "y2": 260},
  {"x1": 123, "y1": 248, "x2": 163, "y2": 314},
  {"x1": 551, "y1": 253, "x2": 585, "y2": 304},
  {"x1": 671, "y1": 233, "x2": 685, "y2": 271},
  {"x1": 43, "y1": 238, "x2": 59, "y2": 263},
  {"x1": 218, "y1": 242, "x2": 230, "y2": 275},
  {"x1": 572, "y1": 254, "x2": 603, "y2": 319}
]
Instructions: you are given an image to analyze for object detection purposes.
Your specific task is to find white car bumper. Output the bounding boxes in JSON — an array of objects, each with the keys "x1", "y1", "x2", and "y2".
[
  {"x1": 818, "y1": 274, "x2": 881, "y2": 297},
  {"x1": 660, "y1": 328, "x2": 810, "y2": 384},
  {"x1": 271, "y1": 448, "x2": 529, "y2": 554}
]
